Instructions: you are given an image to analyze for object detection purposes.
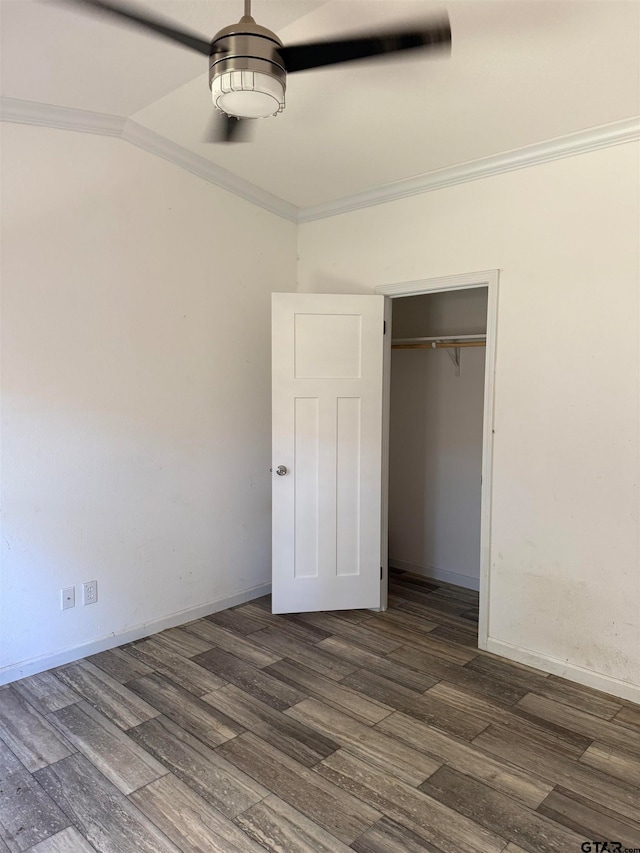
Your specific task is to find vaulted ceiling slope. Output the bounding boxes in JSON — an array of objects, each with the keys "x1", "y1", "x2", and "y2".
[{"x1": 1, "y1": 0, "x2": 639, "y2": 211}]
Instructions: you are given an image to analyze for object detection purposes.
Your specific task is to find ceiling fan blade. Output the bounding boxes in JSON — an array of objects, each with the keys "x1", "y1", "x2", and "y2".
[
  {"x1": 54, "y1": 0, "x2": 214, "y2": 55},
  {"x1": 203, "y1": 113, "x2": 252, "y2": 144},
  {"x1": 279, "y1": 17, "x2": 451, "y2": 74}
]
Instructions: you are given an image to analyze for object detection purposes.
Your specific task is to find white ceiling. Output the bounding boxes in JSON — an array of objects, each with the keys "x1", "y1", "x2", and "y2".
[{"x1": 2, "y1": 0, "x2": 639, "y2": 208}]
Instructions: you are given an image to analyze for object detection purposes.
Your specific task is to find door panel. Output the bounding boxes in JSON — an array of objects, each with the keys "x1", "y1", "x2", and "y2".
[{"x1": 272, "y1": 293, "x2": 385, "y2": 614}]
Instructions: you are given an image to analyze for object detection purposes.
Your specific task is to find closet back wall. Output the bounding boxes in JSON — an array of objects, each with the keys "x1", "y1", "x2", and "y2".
[{"x1": 389, "y1": 289, "x2": 488, "y2": 590}]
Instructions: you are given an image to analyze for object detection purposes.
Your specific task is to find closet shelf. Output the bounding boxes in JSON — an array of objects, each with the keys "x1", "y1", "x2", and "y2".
[
  {"x1": 391, "y1": 334, "x2": 487, "y2": 376},
  {"x1": 391, "y1": 334, "x2": 486, "y2": 350},
  {"x1": 392, "y1": 341, "x2": 485, "y2": 349}
]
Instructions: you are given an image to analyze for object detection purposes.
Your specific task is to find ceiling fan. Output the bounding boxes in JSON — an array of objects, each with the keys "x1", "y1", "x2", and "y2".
[{"x1": 54, "y1": 0, "x2": 452, "y2": 141}]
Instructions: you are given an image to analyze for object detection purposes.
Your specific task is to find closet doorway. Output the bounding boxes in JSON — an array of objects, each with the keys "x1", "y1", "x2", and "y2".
[{"x1": 377, "y1": 271, "x2": 498, "y2": 649}]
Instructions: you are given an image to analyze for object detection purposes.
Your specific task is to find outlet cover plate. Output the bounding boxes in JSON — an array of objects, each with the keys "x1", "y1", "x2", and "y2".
[{"x1": 83, "y1": 580, "x2": 98, "y2": 605}]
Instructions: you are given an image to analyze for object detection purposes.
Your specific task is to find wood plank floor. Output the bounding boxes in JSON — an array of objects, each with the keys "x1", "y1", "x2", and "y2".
[{"x1": 1, "y1": 570, "x2": 639, "y2": 853}]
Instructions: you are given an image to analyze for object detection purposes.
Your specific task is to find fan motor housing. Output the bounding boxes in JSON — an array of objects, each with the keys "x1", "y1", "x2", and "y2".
[{"x1": 209, "y1": 17, "x2": 286, "y2": 117}]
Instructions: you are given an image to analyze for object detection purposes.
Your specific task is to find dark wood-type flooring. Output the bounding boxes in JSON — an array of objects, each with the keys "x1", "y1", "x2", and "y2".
[{"x1": 1, "y1": 569, "x2": 639, "y2": 852}]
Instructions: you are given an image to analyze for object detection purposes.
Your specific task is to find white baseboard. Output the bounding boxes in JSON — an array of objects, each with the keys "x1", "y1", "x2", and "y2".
[
  {"x1": 390, "y1": 557, "x2": 480, "y2": 592},
  {"x1": 486, "y1": 637, "x2": 640, "y2": 704},
  {"x1": 0, "y1": 583, "x2": 271, "y2": 686}
]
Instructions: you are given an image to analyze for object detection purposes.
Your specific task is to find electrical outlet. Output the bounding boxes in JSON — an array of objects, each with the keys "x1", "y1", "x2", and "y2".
[
  {"x1": 61, "y1": 587, "x2": 75, "y2": 610},
  {"x1": 83, "y1": 580, "x2": 98, "y2": 605}
]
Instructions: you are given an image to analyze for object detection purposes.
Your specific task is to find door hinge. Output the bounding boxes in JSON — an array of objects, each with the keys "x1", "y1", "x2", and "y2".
[
  {"x1": 383, "y1": 321, "x2": 386, "y2": 335},
  {"x1": 380, "y1": 566, "x2": 383, "y2": 580}
]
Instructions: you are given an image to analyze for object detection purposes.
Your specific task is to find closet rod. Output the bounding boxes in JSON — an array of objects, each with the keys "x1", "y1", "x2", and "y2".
[
  {"x1": 392, "y1": 334, "x2": 486, "y2": 344},
  {"x1": 392, "y1": 341, "x2": 486, "y2": 350}
]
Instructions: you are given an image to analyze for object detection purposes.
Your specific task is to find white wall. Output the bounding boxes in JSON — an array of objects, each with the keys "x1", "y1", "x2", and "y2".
[
  {"x1": 3, "y1": 123, "x2": 639, "y2": 702},
  {"x1": 389, "y1": 291, "x2": 487, "y2": 589},
  {"x1": 298, "y1": 142, "x2": 640, "y2": 700},
  {"x1": 0, "y1": 123, "x2": 297, "y2": 682}
]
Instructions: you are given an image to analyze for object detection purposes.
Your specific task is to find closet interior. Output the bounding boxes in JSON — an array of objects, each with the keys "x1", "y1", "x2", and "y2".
[{"x1": 388, "y1": 287, "x2": 488, "y2": 635}]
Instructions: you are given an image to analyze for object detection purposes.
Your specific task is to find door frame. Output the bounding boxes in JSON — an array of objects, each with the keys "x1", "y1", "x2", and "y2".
[{"x1": 376, "y1": 270, "x2": 499, "y2": 650}]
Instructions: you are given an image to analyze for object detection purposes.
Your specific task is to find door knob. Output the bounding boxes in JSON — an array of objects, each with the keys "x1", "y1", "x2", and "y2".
[{"x1": 275, "y1": 465, "x2": 288, "y2": 476}]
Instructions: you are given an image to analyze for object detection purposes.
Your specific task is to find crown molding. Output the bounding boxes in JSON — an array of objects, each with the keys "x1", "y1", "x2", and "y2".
[
  {"x1": 0, "y1": 96, "x2": 126, "y2": 136},
  {"x1": 297, "y1": 116, "x2": 640, "y2": 223},
  {"x1": 2, "y1": 98, "x2": 638, "y2": 225},
  {"x1": 122, "y1": 119, "x2": 298, "y2": 222},
  {"x1": 0, "y1": 97, "x2": 297, "y2": 223}
]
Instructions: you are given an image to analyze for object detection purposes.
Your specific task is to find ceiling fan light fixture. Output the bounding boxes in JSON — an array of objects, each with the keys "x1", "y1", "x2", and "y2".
[
  {"x1": 54, "y1": 0, "x2": 452, "y2": 143},
  {"x1": 211, "y1": 69, "x2": 285, "y2": 119}
]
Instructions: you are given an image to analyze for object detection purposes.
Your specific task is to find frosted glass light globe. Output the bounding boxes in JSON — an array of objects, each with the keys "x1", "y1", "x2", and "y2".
[{"x1": 212, "y1": 70, "x2": 285, "y2": 119}]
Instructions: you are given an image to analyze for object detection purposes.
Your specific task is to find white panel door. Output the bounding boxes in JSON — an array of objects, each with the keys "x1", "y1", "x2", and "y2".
[{"x1": 272, "y1": 292, "x2": 385, "y2": 613}]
